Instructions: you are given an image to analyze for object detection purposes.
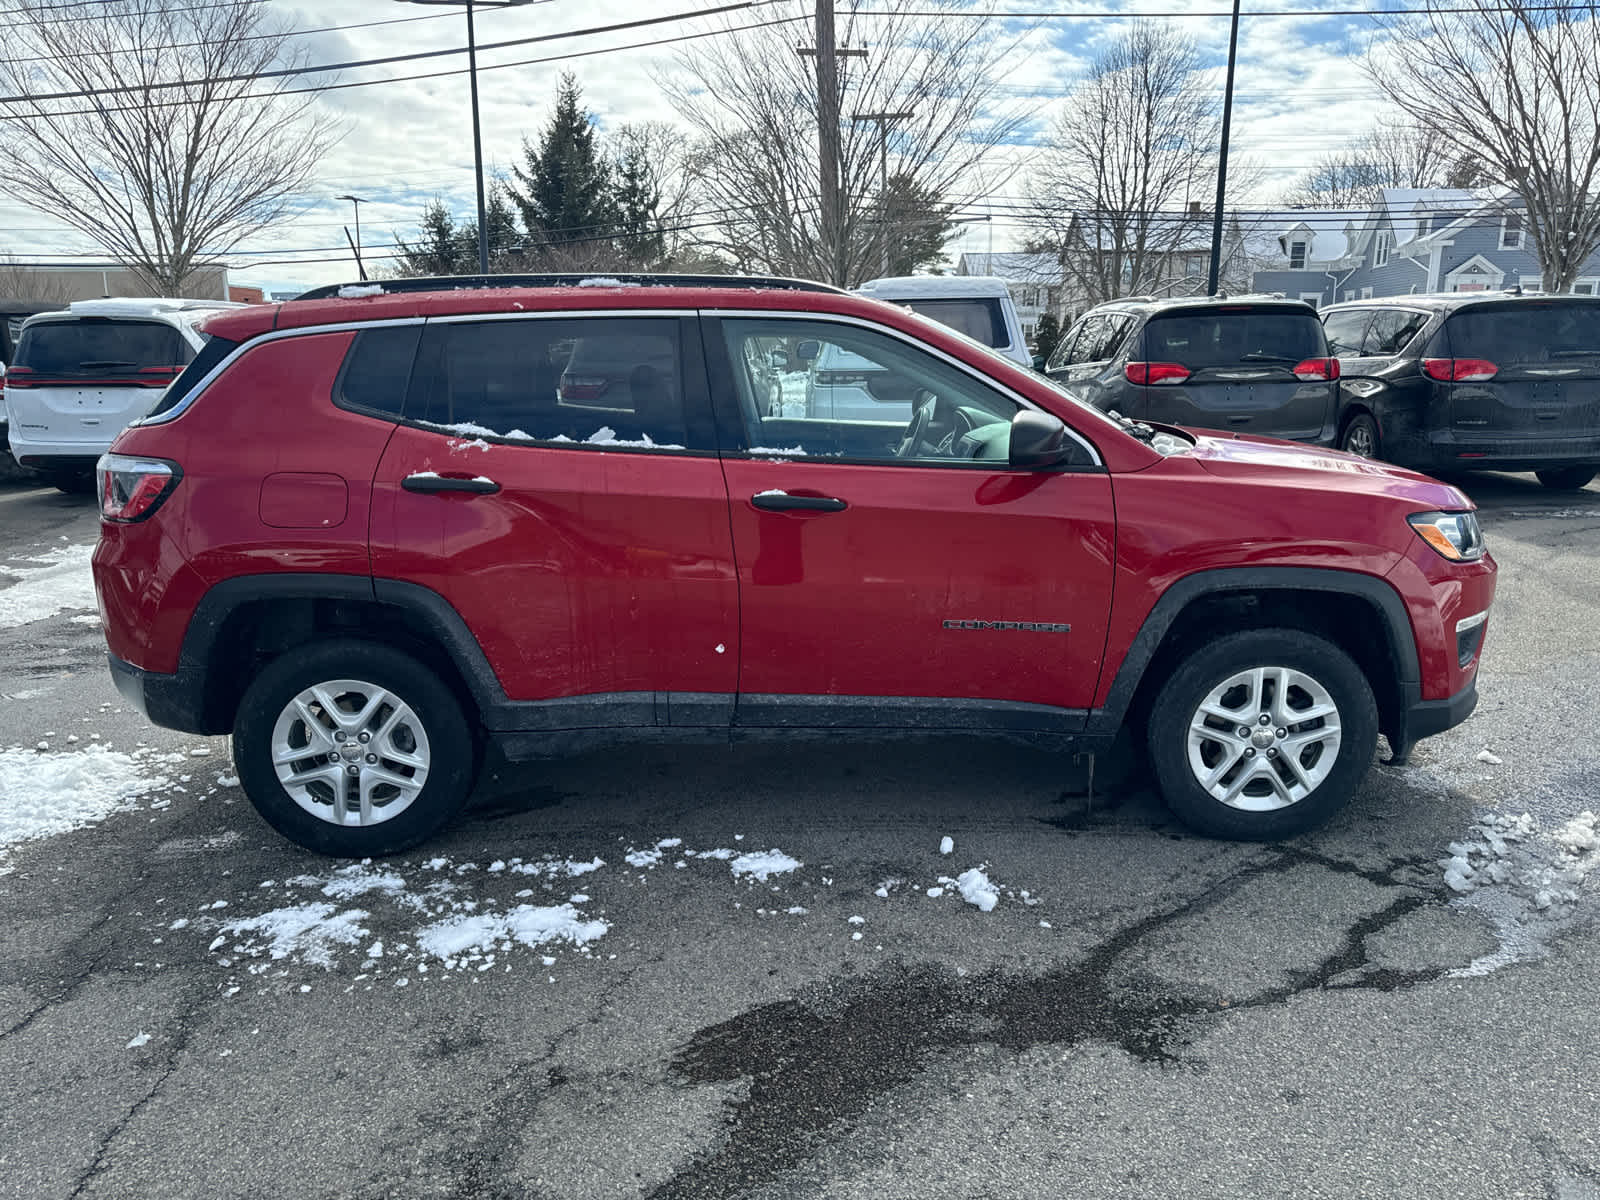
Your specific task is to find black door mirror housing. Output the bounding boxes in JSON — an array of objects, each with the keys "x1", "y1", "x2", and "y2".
[
  {"x1": 795, "y1": 340, "x2": 820, "y2": 363},
  {"x1": 1008, "y1": 409, "x2": 1072, "y2": 468}
]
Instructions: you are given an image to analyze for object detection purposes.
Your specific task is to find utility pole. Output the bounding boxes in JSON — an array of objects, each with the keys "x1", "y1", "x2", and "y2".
[
  {"x1": 798, "y1": 1, "x2": 864, "y2": 286},
  {"x1": 1206, "y1": 0, "x2": 1242, "y2": 297},
  {"x1": 851, "y1": 110, "x2": 913, "y2": 276}
]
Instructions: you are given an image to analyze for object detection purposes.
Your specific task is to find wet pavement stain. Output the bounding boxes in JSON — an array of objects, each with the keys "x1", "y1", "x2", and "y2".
[{"x1": 650, "y1": 847, "x2": 1453, "y2": 1200}]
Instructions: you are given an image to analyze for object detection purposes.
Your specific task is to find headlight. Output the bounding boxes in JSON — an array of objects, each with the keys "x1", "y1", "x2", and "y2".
[{"x1": 1408, "y1": 510, "x2": 1485, "y2": 561}]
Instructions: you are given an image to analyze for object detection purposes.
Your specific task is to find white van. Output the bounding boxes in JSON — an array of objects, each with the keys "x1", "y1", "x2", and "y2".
[
  {"x1": 5, "y1": 297, "x2": 240, "y2": 491},
  {"x1": 852, "y1": 275, "x2": 1031, "y2": 366}
]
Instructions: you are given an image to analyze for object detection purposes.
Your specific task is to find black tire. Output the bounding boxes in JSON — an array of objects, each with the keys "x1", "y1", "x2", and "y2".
[
  {"x1": 1534, "y1": 466, "x2": 1597, "y2": 491},
  {"x1": 232, "y1": 639, "x2": 477, "y2": 856},
  {"x1": 1145, "y1": 629, "x2": 1378, "y2": 841},
  {"x1": 1339, "y1": 412, "x2": 1380, "y2": 459},
  {"x1": 48, "y1": 470, "x2": 97, "y2": 496}
]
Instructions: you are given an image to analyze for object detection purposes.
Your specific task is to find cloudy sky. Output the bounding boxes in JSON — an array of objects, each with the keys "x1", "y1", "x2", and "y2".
[{"x1": 0, "y1": 0, "x2": 1407, "y2": 294}]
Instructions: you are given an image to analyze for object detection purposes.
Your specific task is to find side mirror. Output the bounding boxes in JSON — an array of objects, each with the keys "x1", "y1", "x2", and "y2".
[
  {"x1": 769, "y1": 349, "x2": 791, "y2": 370},
  {"x1": 795, "y1": 340, "x2": 820, "y2": 363},
  {"x1": 1031, "y1": 354, "x2": 1046, "y2": 372},
  {"x1": 1008, "y1": 409, "x2": 1071, "y2": 469}
]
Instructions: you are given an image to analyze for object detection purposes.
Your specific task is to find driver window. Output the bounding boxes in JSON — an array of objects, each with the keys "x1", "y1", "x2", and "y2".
[{"x1": 720, "y1": 318, "x2": 1027, "y2": 465}]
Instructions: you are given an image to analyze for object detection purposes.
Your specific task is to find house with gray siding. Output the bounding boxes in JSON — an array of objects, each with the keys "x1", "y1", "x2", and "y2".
[{"x1": 1249, "y1": 188, "x2": 1600, "y2": 306}]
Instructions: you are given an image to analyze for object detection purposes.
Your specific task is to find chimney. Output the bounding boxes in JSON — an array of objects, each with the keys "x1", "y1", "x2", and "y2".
[{"x1": 1188, "y1": 200, "x2": 1203, "y2": 216}]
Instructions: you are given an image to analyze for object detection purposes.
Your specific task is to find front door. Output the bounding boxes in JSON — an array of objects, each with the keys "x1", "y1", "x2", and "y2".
[
  {"x1": 707, "y1": 314, "x2": 1116, "y2": 734},
  {"x1": 368, "y1": 313, "x2": 738, "y2": 724}
]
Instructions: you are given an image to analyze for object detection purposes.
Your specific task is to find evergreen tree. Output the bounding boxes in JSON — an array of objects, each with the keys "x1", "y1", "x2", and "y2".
[
  {"x1": 879, "y1": 174, "x2": 958, "y2": 277},
  {"x1": 612, "y1": 137, "x2": 665, "y2": 267},
  {"x1": 457, "y1": 184, "x2": 525, "y2": 271},
  {"x1": 392, "y1": 199, "x2": 471, "y2": 276},
  {"x1": 1033, "y1": 310, "x2": 1064, "y2": 365},
  {"x1": 509, "y1": 73, "x2": 615, "y2": 251}
]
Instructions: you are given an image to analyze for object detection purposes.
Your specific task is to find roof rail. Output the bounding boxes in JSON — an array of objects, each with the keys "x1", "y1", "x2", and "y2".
[{"x1": 291, "y1": 272, "x2": 848, "y2": 301}]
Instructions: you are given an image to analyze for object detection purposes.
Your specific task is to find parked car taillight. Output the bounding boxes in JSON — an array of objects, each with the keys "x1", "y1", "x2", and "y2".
[
  {"x1": 97, "y1": 454, "x2": 181, "y2": 522},
  {"x1": 3, "y1": 365, "x2": 34, "y2": 389},
  {"x1": 1125, "y1": 362, "x2": 1190, "y2": 385},
  {"x1": 1423, "y1": 357, "x2": 1499, "y2": 382},
  {"x1": 559, "y1": 375, "x2": 611, "y2": 400},
  {"x1": 1292, "y1": 357, "x2": 1341, "y2": 381},
  {"x1": 138, "y1": 365, "x2": 183, "y2": 388}
]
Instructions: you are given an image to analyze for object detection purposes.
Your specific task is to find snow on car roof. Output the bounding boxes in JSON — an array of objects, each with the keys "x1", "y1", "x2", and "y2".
[{"x1": 854, "y1": 275, "x2": 1013, "y2": 299}]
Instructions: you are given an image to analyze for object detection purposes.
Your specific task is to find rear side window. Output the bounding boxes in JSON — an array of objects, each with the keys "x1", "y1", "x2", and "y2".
[
  {"x1": 408, "y1": 317, "x2": 690, "y2": 449},
  {"x1": 1363, "y1": 310, "x2": 1429, "y2": 356},
  {"x1": 145, "y1": 333, "x2": 240, "y2": 418},
  {"x1": 1321, "y1": 308, "x2": 1372, "y2": 356},
  {"x1": 336, "y1": 325, "x2": 421, "y2": 418},
  {"x1": 1143, "y1": 309, "x2": 1326, "y2": 367},
  {"x1": 15, "y1": 319, "x2": 192, "y2": 375},
  {"x1": 898, "y1": 298, "x2": 1007, "y2": 349},
  {"x1": 1445, "y1": 302, "x2": 1600, "y2": 364}
]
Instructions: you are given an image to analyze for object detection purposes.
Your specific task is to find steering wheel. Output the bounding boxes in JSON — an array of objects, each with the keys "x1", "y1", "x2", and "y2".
[{"x1": 895, "y1": 392, "x2": 940, "y2": 458}]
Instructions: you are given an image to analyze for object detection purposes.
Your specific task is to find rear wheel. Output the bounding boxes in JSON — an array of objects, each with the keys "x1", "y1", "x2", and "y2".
[
  {"x1": 1339, "y1": 412, "x2": 1380, "y2": 459},
  {"x1": 233, "y1": 640, "x2": 477, "y2": 856},
  {"x1": 1146, "y1": 629, "x2": 1378, "y2": 840},
  {"x1": 1534, "y1": 466, "x2": 1597, "y2": 491}
]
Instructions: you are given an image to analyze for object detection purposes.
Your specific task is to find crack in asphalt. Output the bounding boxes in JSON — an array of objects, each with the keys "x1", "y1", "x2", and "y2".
[{"x1": 648, "y1": 847, "x2": 1452, "y2": 1200}]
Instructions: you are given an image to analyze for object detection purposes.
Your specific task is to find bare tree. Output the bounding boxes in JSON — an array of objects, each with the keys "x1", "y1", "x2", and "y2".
[
  {"x1": 1026, "y1": 23, "x2": 1223, "y2": 306},
  {"x1": 1366, "y1": 0, "x2": 1600, "y2": 292},
  {"x1": 0, "y1": 0, "x2": 342, "y2": 297},
  {"x1": 1282, "y1": 121, "x2": 1486, "y2": 209},
  {"x1": 659, "y1": 0, "x2": 1027, "y2": 286},
  {"x1": 0, "y1": 252, "x2": 75, "y2": 305}
]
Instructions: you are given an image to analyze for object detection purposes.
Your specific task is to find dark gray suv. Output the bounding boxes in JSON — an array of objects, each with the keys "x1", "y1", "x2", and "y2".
[{"x1": 1044, "y1": 296, "x2": 1340, "y2": 445}]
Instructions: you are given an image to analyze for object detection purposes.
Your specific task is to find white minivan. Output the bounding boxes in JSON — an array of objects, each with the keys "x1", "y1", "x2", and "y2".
[
  {"x1": 803, "y1": 276, "x2": 1033, "y2": 422},
  {"x1": 5, "y1": 297, "x2": 239, "y2": 491}
]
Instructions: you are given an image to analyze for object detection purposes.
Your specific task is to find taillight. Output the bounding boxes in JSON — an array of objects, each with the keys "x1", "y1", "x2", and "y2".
[
  {"x1": 137, "y1": 365, "x2": 183, "y2": 388},
  {"x1": 1423, "y1": 358, "x2": 1498, "y2": 382},
  {"x1": 560, "y1": 375, "x2": 610, "y2": 401},
  {"x1": 97, "y1": 454, "x2": 181, "y2": 522},
  {"x1": 1125, "y1": 362, "x2": 1190, "y2": 385},
  {"x1": 4, "y1": 365, "x2": 33, "y2": 389},
  {"x1": 1292, "y1": 357, "x2": 1341, "y2": 381}
]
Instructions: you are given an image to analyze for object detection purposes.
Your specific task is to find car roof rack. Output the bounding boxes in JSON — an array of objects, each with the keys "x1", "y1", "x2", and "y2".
[{"x1": 292, "y1": 272, "x2": 848, "y2": 301}]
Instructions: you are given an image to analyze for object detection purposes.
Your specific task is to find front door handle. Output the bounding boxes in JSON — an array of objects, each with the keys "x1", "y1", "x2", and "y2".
[
  {"x1": 750, "y1": 491, "x2": 847, "y2": 513},
  {"x1": 402, "y1": 473, "x2": 501, "y2": 494}
]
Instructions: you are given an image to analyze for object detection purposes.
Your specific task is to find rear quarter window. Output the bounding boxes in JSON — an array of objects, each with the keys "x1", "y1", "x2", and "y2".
[
  {"x1": 145, "y1": 333, "x2": 241, "y2": 419},
  {"x1": 335, "y1": 325, "x2": 423, "y2": 418},
  {"x1": 1143, "y1": 308, "x2": 1326, "y2": 367}
]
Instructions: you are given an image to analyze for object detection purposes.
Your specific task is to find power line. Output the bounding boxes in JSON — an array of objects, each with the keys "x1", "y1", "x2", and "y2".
[
  {"x1": 0, "y1": 10, "x2": 809, "y2": 122},
  {"x1": 0, "y1": 1, "x2": 775, "y2": 105},
  {"x1": 847, "y1": 2, "x2": 1600, "y2": 16}
]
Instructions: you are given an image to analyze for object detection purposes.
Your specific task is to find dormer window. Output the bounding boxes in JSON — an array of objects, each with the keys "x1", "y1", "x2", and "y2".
[
  {"x1": 1373, "y1": 232, "x2": 1391, "y2": 268},
  {"x1": 1416, "y1": 213, "x2": 1431, "y2": 236},
  {"x1": 1500, "y1": 210, "x2": 1525, "y2": 250},
  {"x1": 1288, "y1": 239, "x2": 1308, "y2": 269}
]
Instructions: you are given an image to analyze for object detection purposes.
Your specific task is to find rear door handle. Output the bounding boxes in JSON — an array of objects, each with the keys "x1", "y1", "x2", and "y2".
[
  {"x1": 402, "y1": 473, "x2": 501, "y2": 494},
  {"x1": 750, "y1": 492, "x2": 847, "y2": 513}
]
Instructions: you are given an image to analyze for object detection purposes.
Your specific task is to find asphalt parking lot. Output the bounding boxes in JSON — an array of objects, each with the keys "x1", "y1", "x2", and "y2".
[{"x1": 2, "y1": 470, "x2": 1598, "y2": 1200}]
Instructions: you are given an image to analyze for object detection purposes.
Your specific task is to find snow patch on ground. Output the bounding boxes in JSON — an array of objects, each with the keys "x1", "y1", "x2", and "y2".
[
  {"x1": 1440, "y1": 809, "x2": 1600, "y2": 977},
  {"x1": 730, "y1": 850, "x2": 801, "y2": 882},
  {"x1": 221, "y1": 903, "x2": 372, "y2": 968},
  {"x1": 955, "y1": 867, "x2": 1000, "y2": 912},
  {"x1": 0, "y1": 544, "x2": 97, "y2": 628},
  {"x1": 0, "y1": 744, "x2": 171, "y2": 860}
]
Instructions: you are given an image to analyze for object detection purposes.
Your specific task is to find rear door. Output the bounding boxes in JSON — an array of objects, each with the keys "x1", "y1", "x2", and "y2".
[
  {"x1": 5, "y1": 317, "x2": 195, "y2": 450},
  {"x1": 1439, "y1": 300, "x2": 1600, "y2": 449},
  {"x1": 367, "y1": 312, "x2": 739, "y2": 725},
  {"x1": 1133, "y1": 305, "x2": 1335, "y2": 442}
]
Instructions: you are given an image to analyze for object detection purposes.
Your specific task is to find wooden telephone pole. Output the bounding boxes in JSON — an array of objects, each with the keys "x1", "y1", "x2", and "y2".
[{"x1": 799, "y1": 0, "x2": 864, "y2": 286}]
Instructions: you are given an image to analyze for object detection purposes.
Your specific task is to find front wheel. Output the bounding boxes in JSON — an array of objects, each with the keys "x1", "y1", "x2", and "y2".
[
  {"x1": 233, "y1": 640, "x2": 477, "y2": 856},
  {"x1": 1534, "y1": 466, "x2": 1597, "y2": 491},
  {"x1": 1146, "y1": 629, "x2": 1378, "y2": 840}
]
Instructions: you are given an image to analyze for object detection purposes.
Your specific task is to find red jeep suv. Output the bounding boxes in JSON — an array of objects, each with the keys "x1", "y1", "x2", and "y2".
[{"x1": 91, "y1": 275, "x2": 1496, "y2": 856}]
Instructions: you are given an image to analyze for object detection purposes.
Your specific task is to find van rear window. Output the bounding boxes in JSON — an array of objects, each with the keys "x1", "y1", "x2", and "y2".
[
  {"x1": 899, "y1": 298, "x2": 1007, "y2": 349},
  {"x1": 15, "y1": 319, "x2": 192, "y2": 375},
  {"x1": 1143, "y1": 309, "x2": 1326, "y2": 368},
  {"x1": 1446, "y1": 302, "x2": 1600, "y2": 364}
]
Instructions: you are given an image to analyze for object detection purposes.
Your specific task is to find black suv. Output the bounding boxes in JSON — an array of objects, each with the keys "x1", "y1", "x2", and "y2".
[
  {"x1": 1321, "y1": 292, "x2": 1600, "y2": 489},
  {"x1": 1043, "y1": 296, "x2": 1339, "y2": 444}
]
